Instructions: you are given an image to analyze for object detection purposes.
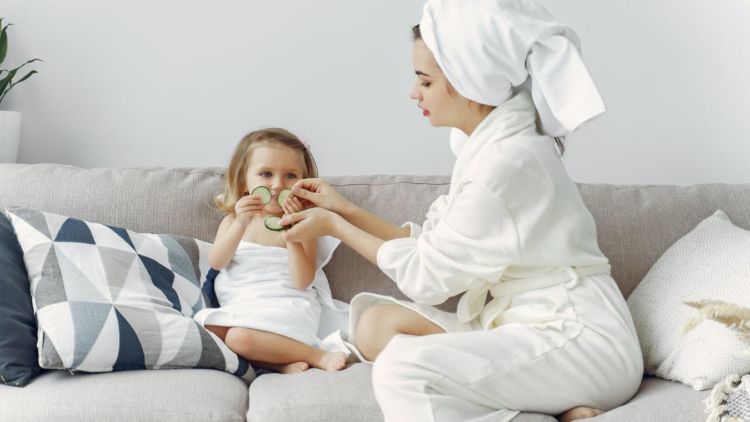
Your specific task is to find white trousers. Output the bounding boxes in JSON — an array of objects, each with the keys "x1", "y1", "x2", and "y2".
[{"x1": 368, "y1": 275, "x2": 643, "y2": 422}]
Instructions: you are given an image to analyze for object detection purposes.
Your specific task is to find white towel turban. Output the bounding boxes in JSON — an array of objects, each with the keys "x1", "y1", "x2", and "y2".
[{"x1": 419, "y1": 0, "x2": 605, "y2": 148}]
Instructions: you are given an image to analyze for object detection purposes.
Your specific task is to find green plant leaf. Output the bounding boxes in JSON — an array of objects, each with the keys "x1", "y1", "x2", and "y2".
[
  {"x1": 12, "y1": 69, "x2": 37, "y2": 85},
  {"x1": 0, "y1": 23, "x2": 8, "y2": 65}
]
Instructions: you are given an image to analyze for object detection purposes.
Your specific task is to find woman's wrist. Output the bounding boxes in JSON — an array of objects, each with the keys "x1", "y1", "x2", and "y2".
[
  {"x1": 327, "y1": 211, "x2": 348, "y2": 238},
  {"x1": 335, "y1": 201, "x2": 359, "y2": 220}
]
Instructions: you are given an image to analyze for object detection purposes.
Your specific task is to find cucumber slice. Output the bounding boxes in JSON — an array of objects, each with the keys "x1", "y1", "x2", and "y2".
[
  {"x1": 250, "y1": 186, "x2": 272, "y2": 205},
  {"x1": 277, "y1": 189, "x2": 292, "y2": 207},
  {"x1": 264, "y1": 216, "x2": 285, "y2": 231}
]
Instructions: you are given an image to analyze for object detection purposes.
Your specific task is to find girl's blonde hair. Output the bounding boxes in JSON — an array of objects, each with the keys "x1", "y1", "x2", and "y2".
[{"x1": 214, "y1": 128, "x2": 318, "y2": 214}]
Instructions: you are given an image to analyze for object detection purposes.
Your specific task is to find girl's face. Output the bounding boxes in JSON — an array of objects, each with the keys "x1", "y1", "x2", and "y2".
[
  {"x1": 244, "y1": 143, "x2": 307, "y2": 214},
  {"x1": 409, "y1": 39, "x2": 468, "y2": 128}
]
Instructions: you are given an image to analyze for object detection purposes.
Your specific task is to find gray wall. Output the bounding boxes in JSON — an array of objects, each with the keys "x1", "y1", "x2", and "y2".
[{"x1": 2, "y1": 0, "x2": 748, "y2": 185}]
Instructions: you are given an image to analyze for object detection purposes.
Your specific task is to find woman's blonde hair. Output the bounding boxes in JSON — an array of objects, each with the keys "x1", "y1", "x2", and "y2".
[{"x1": 214, "y1": 128, "x2": 318, "y2": 214}]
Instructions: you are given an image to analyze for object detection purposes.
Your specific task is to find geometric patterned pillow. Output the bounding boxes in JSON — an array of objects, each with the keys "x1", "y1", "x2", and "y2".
[{"x1": 4, "y1": 207, "x2": 254, "y2": 382}]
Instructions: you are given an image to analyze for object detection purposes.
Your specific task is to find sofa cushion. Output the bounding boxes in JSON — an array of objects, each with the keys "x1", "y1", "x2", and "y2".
[
  {"x1": 627, "y1": 210, "x2": 750, "y2": 390},
  {"x1": 0, "y1": 164, "x2": 226, "y2": 243},
  {"x1": 578, "y1": 183, "x2": 750, "y2": 299},
  {"x1": 583, "y1": 377, "x2": 708, "y2": 421},
  {"x1": 247, "y1": 362, "x2": 556, "y2": 422},
  {"x1": 0, "y1": 368, "x2": 248, "y2": 422},
  {"x1": 3, "y1": 165, "x2": 749, "y2": 309},
  {"x1": 5, "y1": 207, "x2": 253, "y2": 381},
  {"x1": 0, "y1": 212, "x2": 41, "y2": 387}
]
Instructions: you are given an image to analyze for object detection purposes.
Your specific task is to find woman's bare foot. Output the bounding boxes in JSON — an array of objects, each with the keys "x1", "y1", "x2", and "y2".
[
  {"x1": 558, "y1": 407, "x2": 603, "y2": 422},
  {"x1": 314, "y1": 351, "x2": 347, "y2": 371},
  {"x1": 278, "y1": 362, "x2": 309, "y2": 374}
]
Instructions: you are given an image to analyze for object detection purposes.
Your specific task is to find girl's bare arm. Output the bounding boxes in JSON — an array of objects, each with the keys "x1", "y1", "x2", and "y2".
[
  {"x1": 208, "y1": 214, "x2": 246, "y2": 270},
  {"x1": 287, "y1": 239, "x2": 318, "y2": 289}
]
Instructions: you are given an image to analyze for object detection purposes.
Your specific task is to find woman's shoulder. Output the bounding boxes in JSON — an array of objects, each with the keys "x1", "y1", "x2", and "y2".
[{"x1": 466, "y1": 133, "x2": 566, "y2": 197}]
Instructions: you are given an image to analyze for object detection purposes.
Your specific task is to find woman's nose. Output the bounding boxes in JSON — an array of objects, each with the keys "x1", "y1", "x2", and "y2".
[{"x1": 409, "y1": 85, "x2": 421, "y2": 100}]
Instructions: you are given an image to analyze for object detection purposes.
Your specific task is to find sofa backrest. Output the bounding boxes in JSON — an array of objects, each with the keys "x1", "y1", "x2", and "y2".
[{"x1": 2, "y1": 164, "x2": 749, "y2": 311}]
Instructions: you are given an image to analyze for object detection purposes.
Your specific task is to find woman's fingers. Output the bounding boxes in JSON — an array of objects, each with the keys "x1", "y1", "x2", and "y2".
[
  {"x1": 280, "y1": 209, "x2": 308, "y2": 226},
  {"x1": 290, "y1": 185, "x2": 318, "y2": 203}
]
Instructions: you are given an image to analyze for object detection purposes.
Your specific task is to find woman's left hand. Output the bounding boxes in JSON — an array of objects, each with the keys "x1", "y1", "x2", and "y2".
[{"x1": 281, "y1": 207, "x2": 342, "y2": 243}]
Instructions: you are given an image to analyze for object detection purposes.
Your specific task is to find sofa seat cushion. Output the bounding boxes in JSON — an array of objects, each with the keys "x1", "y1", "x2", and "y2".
[
  {"x1": 0, "y1": 368, "x2": 248, "y2": 422},
  {"x1": 247, "y1": 363, "x2": 556, "y2": 421},
  {"x1": 585, "y1": 377, "x2": 708, "y2": 421}
]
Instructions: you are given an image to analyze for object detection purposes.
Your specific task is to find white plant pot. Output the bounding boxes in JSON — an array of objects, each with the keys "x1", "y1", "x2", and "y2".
[{"x1": 0, "y1": 110, "x2": 22, "y2": 163}]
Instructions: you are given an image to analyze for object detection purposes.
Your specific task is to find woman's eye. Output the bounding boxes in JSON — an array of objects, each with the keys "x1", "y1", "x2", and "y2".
[
  {"x1": 259, "y1": 172, "x2": 271, "y2": 177},
  {"x1": 421, "y1": 81, "x2": 431, "y2": 88}
]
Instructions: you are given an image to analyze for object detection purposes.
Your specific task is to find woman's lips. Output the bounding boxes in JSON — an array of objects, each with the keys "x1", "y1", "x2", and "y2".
[{"x1": 422, "y1": 109, "x2": 430, "y2": 116}]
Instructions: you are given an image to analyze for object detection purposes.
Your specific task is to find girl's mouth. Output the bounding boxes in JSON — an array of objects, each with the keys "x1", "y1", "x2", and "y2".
[{"x1": 422, "y1": 109, "x2": 430, "y2": 116}]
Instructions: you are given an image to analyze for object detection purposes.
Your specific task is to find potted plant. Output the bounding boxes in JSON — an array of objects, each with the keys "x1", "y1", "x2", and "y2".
[{"x1": 1, "y1": 18, "x2": 40, "y2": 163}]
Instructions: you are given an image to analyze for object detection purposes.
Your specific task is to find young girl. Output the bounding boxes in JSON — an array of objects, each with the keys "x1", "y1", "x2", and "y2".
[{"x1": 193, "y1": 128, "x2": 347, "y2": 374}]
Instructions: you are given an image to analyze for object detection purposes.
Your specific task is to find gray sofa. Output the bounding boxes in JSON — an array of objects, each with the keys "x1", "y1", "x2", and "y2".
[{"x1": 2, "y1": 163, "x2": 742, "y2": 421}]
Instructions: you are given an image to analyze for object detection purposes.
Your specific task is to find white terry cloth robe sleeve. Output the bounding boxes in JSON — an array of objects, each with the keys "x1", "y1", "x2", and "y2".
[{"x1": 349, "y1": 91, "x2": 643, "y2": 422}]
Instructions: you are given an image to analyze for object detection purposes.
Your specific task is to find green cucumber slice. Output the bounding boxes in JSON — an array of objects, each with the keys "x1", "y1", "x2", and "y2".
[
  {"x1": 250, "y1": 186, "x2": 272, "y2": 204},
  {"x1": 264, "y1": 216, "x2": 285, "y2": 231},
  {"x1": 277, "y1": 189, "x2": 292, "y2": 207}
]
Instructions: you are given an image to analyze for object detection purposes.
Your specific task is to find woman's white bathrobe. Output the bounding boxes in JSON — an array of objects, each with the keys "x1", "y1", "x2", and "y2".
[{"x1": 348, "y1": 90, "x2": 643, "y2": 422}]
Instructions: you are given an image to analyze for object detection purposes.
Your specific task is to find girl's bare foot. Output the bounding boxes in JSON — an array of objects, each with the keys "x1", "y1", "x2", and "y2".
[
  {"x1": 314, "y1": 351, "x2": 347, "y2": 371},
  {"x1": 558, "y1": 406, "x2": 603, "y2": 422},
  {"x1": 278, "y1": 362, "x2": 309, "y2": 374}
]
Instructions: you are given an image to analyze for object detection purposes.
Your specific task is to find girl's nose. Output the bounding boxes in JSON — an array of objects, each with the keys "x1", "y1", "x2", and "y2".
[{"x1": 271, "y1": 176, "x2": 285, "y2": 190}]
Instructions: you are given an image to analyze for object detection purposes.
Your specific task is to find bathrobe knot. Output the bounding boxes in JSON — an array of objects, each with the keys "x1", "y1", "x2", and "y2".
[{"x1": 457, "y1": 264, "x2": 612, "y2": 329}]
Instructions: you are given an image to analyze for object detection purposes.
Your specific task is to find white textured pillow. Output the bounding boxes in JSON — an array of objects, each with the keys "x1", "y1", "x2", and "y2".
[{"x1": 627, "y1": 210, "x2": 750, "y2": 390}]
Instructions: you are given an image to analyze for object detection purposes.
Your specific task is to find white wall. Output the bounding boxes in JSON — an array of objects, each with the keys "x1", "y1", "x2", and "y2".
[{"x1": 2, "y1": 0, "x2": 749, "y2": 185}]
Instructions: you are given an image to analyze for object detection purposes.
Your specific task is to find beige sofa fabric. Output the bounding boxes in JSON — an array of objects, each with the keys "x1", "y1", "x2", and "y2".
[
  {"x1": 2, "y1": 163, "x2": 747, "y2": 421},
  {"x1": 0, "y1": 369, "x2": 248, "y2": 422}
]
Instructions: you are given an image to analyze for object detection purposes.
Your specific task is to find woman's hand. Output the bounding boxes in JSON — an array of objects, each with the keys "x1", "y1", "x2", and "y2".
[
  {"x1": 280, "y1": 208, "x2": 343, "y2": 243},
  {"x1": 290, "y1": 178, "x2": 352, "y2": 214},
  {"x1": 234, "y1": 194, "x2": 265, "y2": 226}
]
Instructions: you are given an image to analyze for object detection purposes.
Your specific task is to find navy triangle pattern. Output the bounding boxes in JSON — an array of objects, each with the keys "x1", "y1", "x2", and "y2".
[
  {"x1": 139, "y1": 254, "x2": 181, "y2": 313},
  {"x1": 201, "y1": 268, "x2": 220, "y2": 308},
  {"x1": 105, "y1": 224, "x2": 135, "y2": 250},
  {"x1": 113, "y1": 308, "x2": 145, "y2": 370},
  {"x1": 55, "y1": 218, "x2": 96, "y2": 244}
]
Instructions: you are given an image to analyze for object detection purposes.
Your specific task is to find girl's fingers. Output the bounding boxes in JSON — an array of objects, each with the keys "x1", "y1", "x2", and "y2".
[
  {"x1": 287, "y1": 197, "x2": 301, "y2": 213},
  {"x1": 291, "y1": 197, "x2": 303, "y2": 211}
]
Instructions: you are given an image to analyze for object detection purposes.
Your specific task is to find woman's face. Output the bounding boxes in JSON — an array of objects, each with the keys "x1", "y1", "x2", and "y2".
[
  {"x1": 244, "y1": 144, "x2": 306, "y2": 214},
  {"x1": 409, "y1": 40, "x2": 465, "y2": 128}
]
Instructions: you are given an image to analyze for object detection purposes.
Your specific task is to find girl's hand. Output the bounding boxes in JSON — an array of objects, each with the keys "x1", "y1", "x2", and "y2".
[
  {"x1": 281, "y1": 194, "x2": 307, "y2": 216},
  {"x1": 290, "y1": 178, "x2": 351, "y2": 214},
  {"x1": 280, "y1": 208, "x2": 342, "y2": 243},
  {"x1": 234, "y1": 194, "x2": 265, "y2": 226}
]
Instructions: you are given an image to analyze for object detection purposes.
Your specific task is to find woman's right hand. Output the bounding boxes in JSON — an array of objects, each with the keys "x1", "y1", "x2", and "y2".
[
  {"x1": 291, "y1": 178, "x2": 352, "y2": 214},
  {"x1": 234, "y1": 194, "x2": 265, "y2": 226}
]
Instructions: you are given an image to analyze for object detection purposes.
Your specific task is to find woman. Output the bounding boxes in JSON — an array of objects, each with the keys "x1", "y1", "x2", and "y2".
[{"x1": 280, "y1": 0, "x2": 643, "y2": 421}]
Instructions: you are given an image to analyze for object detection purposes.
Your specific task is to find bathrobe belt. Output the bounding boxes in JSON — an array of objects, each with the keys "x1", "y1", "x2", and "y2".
[{"x1": 457, "y1": 264, "x2": 612, "y2": 330}]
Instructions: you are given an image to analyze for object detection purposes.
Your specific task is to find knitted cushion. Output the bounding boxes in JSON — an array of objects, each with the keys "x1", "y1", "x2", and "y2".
[{"x1": 627, "y1": 210, "x2": 750, "y2": 390}]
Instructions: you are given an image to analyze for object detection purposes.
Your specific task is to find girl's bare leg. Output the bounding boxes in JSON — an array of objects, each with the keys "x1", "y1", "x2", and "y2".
[
  {"x1": 205, "y1": 325, "x2": 310, "y2": 373},
  {"x1": 354, "y1": 304, "x2": 445, "y2": 361},
  {"x1": 223, "y1": 327, "x2": 346, "y2": 372},
  {"x1": 558, "y1": 407, "x2": 604, "y2": 422}
]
